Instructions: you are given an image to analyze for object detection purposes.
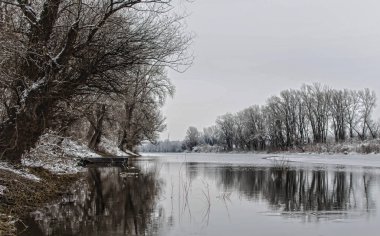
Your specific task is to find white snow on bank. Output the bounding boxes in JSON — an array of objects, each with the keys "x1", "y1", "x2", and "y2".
[
  {"x1": 22, "y1": 157, "x2": 81, "y2": 175},
  {"x1": 0, "y1": 185, "x2": 7, "y2": 195},
  {"x1": 0, "y1": 162, "x2": 40, "y2": 181},
  {"x1": 267, "y1": 153, "x2": 380, "y2": 168},
  {"x1": 22, "y1": 132, "x2": 101, "y2": 174},
  {"x1": 61, "y1": 139, "x2": 101, "y2": 158},
  {"x1": 142, "y1": 152, "x2": 380, "y2": 170},
  {"x1": 21, "y1": 132, "x2": 139, "y2": 174},
  {"x1": 98, "y1": 137, "x2": 138, "y2": 157}
]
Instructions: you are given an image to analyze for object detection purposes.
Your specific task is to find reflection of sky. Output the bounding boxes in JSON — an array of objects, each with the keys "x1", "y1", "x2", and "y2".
[
  {"x1": 154, "y1": 155, "x2": 380, "y2": 236},
  {"x1": 163, "y1": 0, "x2": 380, "y2": 140}
]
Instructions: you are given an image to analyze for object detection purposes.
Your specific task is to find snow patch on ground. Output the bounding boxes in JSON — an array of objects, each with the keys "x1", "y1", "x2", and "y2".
[
  {"x1": 61, "y1": 139, "x2": 100, "y2": 158},
  {"x1": 22, "y1": 157, "x2": 81, "y2": 175},
  {"x1": 267, "y1": 153, "x2": 380, "y2": 168},
  {"x1": 0, "y1": 162, "x2": 40, "y2": 181},
  {"x1": 0, "y1": 185, "x2": 7, "y2": 195},
  {"x1": 98, "y1": 137, "x2": 138, "y2": 156},
  {"x1": 21, "y1": 132, "x2": 139, "y2": 174},
  {"x1": 22, "y1": 132, "x2": 100, "y2": 174}
]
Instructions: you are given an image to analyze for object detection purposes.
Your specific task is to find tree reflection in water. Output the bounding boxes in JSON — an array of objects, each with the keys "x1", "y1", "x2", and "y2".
[
  {"x1": 21, "y1": 160, "x2": 378, "y2": 236},
  {"x1": 21, "y1": 163, "x2": 165, "y2": 236},
  {"x1": 212, "y1": 166, "x2": 376, "y2": 214}
]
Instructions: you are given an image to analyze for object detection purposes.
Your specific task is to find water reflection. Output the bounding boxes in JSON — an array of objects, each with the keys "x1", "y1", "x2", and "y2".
[
  {"x1": 19, "y1": 158, "x2": 380, "y2": 236},
  {"x1": 20, "y1": 163, "x2": 165, "y2": 236},
  {"x1": 212, "y1": 167, "x2": 376, "y2": 213}
]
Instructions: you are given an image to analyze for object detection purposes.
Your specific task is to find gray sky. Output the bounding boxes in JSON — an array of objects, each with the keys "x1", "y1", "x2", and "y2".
[{"x1": 161, "y1": 0, "x2": 380, "y2": 140}]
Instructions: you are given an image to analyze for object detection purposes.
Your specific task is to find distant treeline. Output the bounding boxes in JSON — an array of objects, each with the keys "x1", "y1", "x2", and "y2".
[
  {"x1": 184, "y1": 83, "x2": 379, "y2": 152},
  {"x1": 139, "y1": 140, "x2": 184, "y2": 153}
]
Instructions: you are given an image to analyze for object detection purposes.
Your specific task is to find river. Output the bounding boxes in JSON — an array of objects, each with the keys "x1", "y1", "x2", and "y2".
[{"x1": 18, "y1": 153, "x2": 380, "y2": 236}]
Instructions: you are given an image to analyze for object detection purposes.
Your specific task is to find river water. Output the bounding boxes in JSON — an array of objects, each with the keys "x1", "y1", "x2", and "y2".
[{"x1": 18, "y1": 153, "x2": 380, "y2": 236}]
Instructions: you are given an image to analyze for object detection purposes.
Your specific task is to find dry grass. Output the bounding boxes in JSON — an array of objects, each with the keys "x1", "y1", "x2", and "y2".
[
  {"x1": 265, "y1": 139, "x2": 380, "y2": 155},
  {"x1": 0, "y1": 167, "x2": 80, "y2": 235},
  {"x1": 299, "y1": 140, "x2": 380, "y2": 154},
  {"x1": 0, "y1": 214, "x2": 16, "y2": 236}
]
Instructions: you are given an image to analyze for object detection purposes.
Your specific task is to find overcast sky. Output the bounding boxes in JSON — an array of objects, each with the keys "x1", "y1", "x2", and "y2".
[{"x1": 161, "y1": 0, "x2": 380, "y2": 140}]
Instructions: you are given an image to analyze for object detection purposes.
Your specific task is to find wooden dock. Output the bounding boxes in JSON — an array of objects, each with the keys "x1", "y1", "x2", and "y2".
[{"x1": 78, "y1": 157, "x2": 129, "y2": 166}]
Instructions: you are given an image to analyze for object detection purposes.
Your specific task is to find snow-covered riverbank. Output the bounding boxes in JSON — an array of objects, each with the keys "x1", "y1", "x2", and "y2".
[
  {"x1": 0, "y1": 133, "x2": 137, "y2": 235},
  {"x1": 18, "y1": 133, "x2": 137, "y2": 174},
  {"x1": 142, "y1": 152, "x2": 380, "y2": 169},
  {"x1": 267, "y1": 153, "x2": 380, "y2": 168},
  {"x1": 184, "y1": 139, "x2": 380, "y2": 156}
]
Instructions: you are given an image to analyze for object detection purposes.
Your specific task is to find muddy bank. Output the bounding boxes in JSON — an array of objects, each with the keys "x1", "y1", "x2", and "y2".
[{"x1": 0, "y1": 167, "x2": 80, "y2": 235}]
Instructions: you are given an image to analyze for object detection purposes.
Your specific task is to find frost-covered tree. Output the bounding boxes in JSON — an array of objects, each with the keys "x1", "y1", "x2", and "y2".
[
  {"x1": 202, "y1": 126, "x2": 219, "y2": 146},
  {"x1": 188, "y1": 84, "x2": 377, "y2": 152},
  {"x1": 358, "y1": 88, "x2": 377, "y2": 139},
  {"x1": 300, "y1": 84, "x2": 330, "y2": 143},
  {"x1": 0, "y1": 0, "x2": 191, "y2": 163},
  {"x1": 264, "y1": 96, "x2": 286, "y2": 149},
  {"x1": 344, "y1": 90, "x2": 361, "y2": 139},
  {"x1": 117, "y1": 65, "x2": 174, "y2": 152},
  {"x1": 139, "y1": 140, "x2": 183, "y2": 153},
  {"x1": 232, "y1": 106, "x2": 266, "y2": 151},
  {"x1": 184, "y1": 126, "x2": 200, "y2": 150},
  {"x1": 329, "y1": 89, "x2": 347, "y2": 142},
  {"x1": 216, "y1": 113, "x2": 236, "y2": 151},
  {"x1": 241, "y1": 106, "x2": 267, "y2": 150}
]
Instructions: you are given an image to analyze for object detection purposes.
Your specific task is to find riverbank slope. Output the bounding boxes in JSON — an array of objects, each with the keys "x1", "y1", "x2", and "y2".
[{"x1": 0, "y1": 133, "x2": 135, "y2": 235}]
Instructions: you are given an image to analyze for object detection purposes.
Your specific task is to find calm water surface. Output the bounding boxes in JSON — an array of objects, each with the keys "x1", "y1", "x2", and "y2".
[{"x1": 19, "y1": 153, "x2": 380, "y2": 236}]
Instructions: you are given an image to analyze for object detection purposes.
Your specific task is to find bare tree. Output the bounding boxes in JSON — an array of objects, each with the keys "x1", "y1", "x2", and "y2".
[
  {"x1": 329, "y1": 89, "x2": 347, "y2": 142},
  {"x1": 264, "y1": 96, "x2": 286, "y2": 150},
  {"x1": 358, "y1": 88, "x2": 377, "y2": 139},
  {"x1": 0, "y1": 0, "x2": 191, "y2": 163},
  {"x1": 188, "y1": 84, "x2": 377, "y2": 153},
  {"x1": 343, "y1": 89, "x2": 361, "y2": 139},
  {"x1": 235, "y1": 106, "x2": 266, "y2": 151},
  {"x1": 117, "y1": 65, "x2": 174, "y2": 152},
  {"x1": 300, "y1": 84, "x2": 330, "y2": 143},
  {"x1": 86, "y1": 103, "x2": 107, "y2": 150},
  {"x1": 184, "y1": 126, "x2": 200, "y2": 151},
  {"x1": 216, "y1": 113, "x2": 236, "y2": 151},
  {"x1": 203, "y1": 126, "x2": 219, "y2": 146}
]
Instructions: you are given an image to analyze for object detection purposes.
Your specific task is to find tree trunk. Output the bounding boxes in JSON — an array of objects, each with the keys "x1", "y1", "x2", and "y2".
[
  {"x1": 0, "y1": 103, "x2": 50, "y2": 164},
  {"x1": 87, "y1": 104, "x2": 106, "y2": 150},
  {"x1": 118, "y1": 130, "x2": 127, "y2": 151}
]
